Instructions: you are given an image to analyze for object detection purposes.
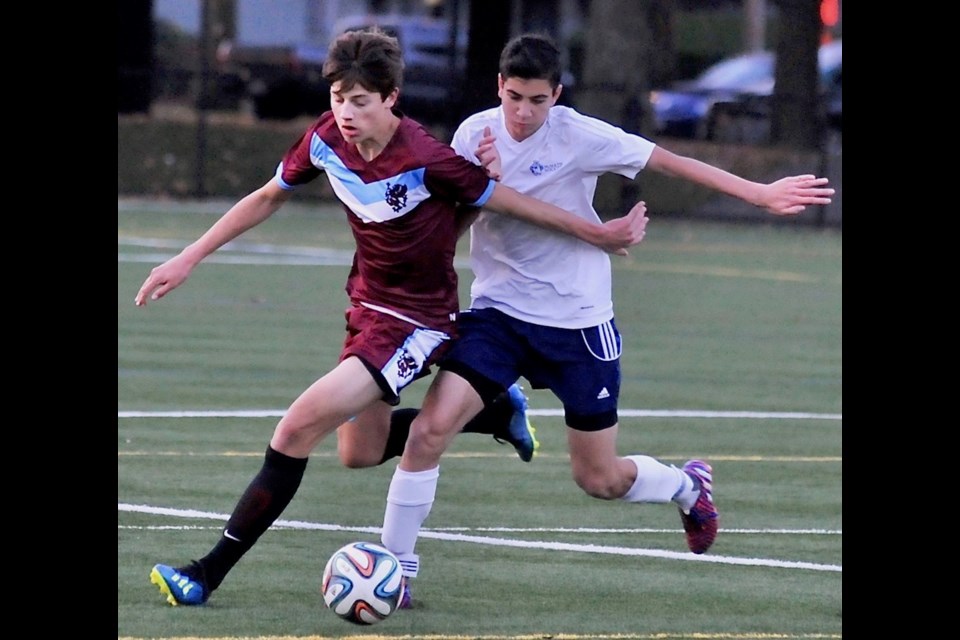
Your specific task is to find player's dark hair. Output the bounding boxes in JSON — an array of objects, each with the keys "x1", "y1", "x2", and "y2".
[
  {"x1": 323, "y1": 27, "x2": 404, "y2": 99},
  {"x1": 499, "y1": 34, "x2": 562, "y2": 88}
]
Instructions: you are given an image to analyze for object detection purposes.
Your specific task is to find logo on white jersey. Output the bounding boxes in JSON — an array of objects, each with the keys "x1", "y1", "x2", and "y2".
[
  {"x1": 529, "y1": 160, "x2": 562, "y2": 176},
  {"x1": 596, "y1": 387, "x2": 610, "y2": 400}
]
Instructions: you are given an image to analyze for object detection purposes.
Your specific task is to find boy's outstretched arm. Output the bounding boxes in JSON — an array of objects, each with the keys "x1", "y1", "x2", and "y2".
[
  {"x1": 485, "y1": 184, "x2": 648, "y2": 256},
  {"x1": 134, "y1": 180, "x2": 292, "y2": 306},
  {"x1": 645, "y1": 146, "x2": 834, "y2": 216}
]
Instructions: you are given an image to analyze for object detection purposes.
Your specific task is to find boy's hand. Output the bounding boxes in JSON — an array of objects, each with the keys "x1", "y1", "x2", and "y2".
[
  {"x1": 475, "y1": 126, "x2": 502, "y2": 181},
  {"x1": 761, "y1": 175, "x2": 835, "y2": 215},
  {"x1": 134, "y1": 253, "x2": 195, "y2": 306},
  {"x1": 600, "y1": 200, "x2": 649, "y2": 256}
]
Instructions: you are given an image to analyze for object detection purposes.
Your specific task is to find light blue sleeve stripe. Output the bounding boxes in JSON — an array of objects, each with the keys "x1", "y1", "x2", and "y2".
[
  {"x1": 274, "y1": 162, "x2": 296, "y2": 191},
  {"x1": 470, "y1": 179, "x2": 496, "y2": 207}
]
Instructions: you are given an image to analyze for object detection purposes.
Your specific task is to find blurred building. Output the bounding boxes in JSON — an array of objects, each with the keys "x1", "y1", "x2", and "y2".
[
  {"x1": 155, "y1": 0, "x2": 587, "y2": 53},
  {"x1": 152, "y1": 0, "x2": 588, "y2": 121}
]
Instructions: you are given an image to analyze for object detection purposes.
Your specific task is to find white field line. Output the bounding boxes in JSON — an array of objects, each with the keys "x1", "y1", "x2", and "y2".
[
  {"x1": 118, "y1": 524, "x2": 841, "y2": 536},
  {"x1": 119, "y1": 252, "x2": 356, "y2": 266},
  {"x1": 118, "y1": 237, "x2": 472, "y2": 268},
  {"x1": 118, "y1": 409, "x2": 841, "y2": 421},
  {"x1": 116, "y1": 238, "x2": 829, "y2": 282},
  {"x1": 118, "y1": 503, "x2": 841, "y2": 573}
]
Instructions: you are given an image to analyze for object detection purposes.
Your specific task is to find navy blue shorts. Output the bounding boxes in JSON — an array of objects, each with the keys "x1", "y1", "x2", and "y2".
[{"x1": 440, "y1": 307, "x2": 621, "y2": 431}]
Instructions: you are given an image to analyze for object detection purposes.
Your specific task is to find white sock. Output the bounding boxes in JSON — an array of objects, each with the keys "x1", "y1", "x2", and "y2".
[
  {"x1": 380, "y1": 466, "x2": 440, "y2": 578},
  {"x1": 621, "y1": 455, "x2": 696, "y2": 508}
]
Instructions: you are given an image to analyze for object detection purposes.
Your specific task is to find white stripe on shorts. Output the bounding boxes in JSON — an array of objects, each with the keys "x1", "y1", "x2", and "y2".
[{"x1": 581, "y1": 320, "x2": 622, "y2": 362}]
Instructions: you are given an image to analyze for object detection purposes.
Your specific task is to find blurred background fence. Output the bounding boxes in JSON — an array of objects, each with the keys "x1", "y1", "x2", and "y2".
[{"x1": 118, "y1": 0, "x2": 842, "y2": 227}]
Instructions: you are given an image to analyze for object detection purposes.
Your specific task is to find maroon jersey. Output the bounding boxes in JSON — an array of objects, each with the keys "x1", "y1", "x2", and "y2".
[{"x1": 276, "y1": 112, "x2": 495, "y2": 327}]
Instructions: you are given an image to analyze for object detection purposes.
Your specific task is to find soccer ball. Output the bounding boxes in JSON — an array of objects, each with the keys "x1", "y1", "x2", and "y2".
[{"x1": 321, "y1": 541, "x2": 403, "y2": 625}]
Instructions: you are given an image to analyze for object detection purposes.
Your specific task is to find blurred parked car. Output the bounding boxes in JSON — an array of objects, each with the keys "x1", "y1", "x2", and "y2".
[
  {"x1": 334, "y1": 14, "x2": 467, "y2": 124},
  {"x1": 224, "y1": 14, "x2": 467, "y2": 122},
  {"x1": 221, "y1": 43, "x2": 327, "y2": 119},
  {"x1": 649, "y1": 39, "x2": 842, "y2": 140}
]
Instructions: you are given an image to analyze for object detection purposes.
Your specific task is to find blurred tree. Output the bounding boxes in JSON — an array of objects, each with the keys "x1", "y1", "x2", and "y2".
[
  {"x1": 770, "y1": 0, "x2": 822, "y2": 149},
  {"x1": 198, "y1": 0, "x2": 236, "y2": 110},
  {"x1": 577, "y1": 0, "x2": 666, "y2": 136},
  {"x1": 459, "y1": 0, "x2": 511, "y2": 123},
  {"x1": 744, "y1": 0, "x2": 767, "y2": 51},
  {"x1": 647, "y1": 0, "x2": 678, "y2": 89},
  {"x1": 577, "y1": 0, "x2": 672, "y2": 216}
]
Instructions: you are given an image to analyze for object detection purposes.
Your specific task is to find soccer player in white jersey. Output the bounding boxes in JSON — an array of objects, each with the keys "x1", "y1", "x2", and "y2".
[{"x1": 378, "y1": 33, "x2": 834, "y2": 606}]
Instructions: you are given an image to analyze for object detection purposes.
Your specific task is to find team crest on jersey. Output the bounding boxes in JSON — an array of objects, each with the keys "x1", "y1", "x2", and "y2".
[
  {"x1": 529, "y1": 160, "x2": 562, "y2": 176},
  {"x1": 385, "y1": 182, "x2": 409, "y2": 212},
  {"x1": 396, "y1": 351, "x2": 417, "y2": 380}
]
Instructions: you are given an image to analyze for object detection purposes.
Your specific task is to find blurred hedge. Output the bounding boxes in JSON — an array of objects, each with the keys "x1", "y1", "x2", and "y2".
[{"x1": 118, "y1": 114, "x2": 840, "y2": 227}]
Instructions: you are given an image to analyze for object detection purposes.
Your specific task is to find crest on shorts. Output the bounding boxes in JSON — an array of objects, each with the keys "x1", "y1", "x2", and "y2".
[
  {"x1": 396, "y1": 351, "x2": 417, "y2": 380},
  {"x1": 385, "y1": 182, "x2": 408, "y2": 212}
]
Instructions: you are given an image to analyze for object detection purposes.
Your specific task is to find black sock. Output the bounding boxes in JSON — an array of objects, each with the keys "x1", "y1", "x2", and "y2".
[
  {"x1": 380, "y1": 408, "x2": 419, "y2": 464},
  {"x1": 380, "y1": 392, "x2": 514, "y2": 464},
  {"x1": 195, "y1": 445, "x2": 308, "y2": 591},
  {"x1": 461, "y1": 390, "x2": 513, "y2": 437}
]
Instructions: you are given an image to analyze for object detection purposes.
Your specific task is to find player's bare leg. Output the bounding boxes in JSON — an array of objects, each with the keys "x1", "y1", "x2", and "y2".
[
  {"x1": 566, "y1": 425, "x2": 717, "y2": 553},
  {"x1": 151, "y1": 357, "x2": 384, "y2": 605}
]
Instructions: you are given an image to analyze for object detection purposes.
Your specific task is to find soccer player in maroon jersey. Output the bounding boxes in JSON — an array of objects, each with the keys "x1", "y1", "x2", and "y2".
[{"x1": 137, "y1": 27, "x2": 647, "y2": 606}]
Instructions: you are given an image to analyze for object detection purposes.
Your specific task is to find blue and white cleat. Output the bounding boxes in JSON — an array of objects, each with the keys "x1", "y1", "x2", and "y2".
[
  {"x1": 150, "y1": 562, "x2": 209, "y2": 606},
  {"x1": 499, "y1": 383, "x2": 539, "y2": 462}
]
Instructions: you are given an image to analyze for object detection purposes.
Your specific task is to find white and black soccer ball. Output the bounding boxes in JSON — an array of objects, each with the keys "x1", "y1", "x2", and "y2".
[{"x1": 321, "y1": 541, "x2": 402, "y2": 625}]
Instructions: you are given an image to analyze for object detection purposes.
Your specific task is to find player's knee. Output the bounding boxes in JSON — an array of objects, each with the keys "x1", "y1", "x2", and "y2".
[
  {"x1": 337, "y1": 439, "x2": 378, "y2": 469},
  {"x1": 405, "y1": 415, "x2": 450, "y2": 458}
]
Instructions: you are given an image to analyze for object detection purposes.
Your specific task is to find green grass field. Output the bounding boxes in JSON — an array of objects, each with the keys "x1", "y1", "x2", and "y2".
[{"x1": 118, "y1": 198, "x2": 842, "y2": 639}]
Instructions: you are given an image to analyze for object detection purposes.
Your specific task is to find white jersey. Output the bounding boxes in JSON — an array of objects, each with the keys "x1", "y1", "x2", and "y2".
[{"x1": 451, "y1": 105, "x2": 655, "y2": 329}]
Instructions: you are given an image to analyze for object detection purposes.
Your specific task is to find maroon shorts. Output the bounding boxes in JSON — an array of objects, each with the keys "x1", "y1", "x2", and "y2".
[{"x1": 341, "y1": 304, "x2": 455, "y2": 405}]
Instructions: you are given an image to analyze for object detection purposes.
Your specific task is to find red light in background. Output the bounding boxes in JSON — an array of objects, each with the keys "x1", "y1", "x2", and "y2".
[
  {"x1": 820, "y1": 0, "x2": 839, "y2": 43},
  {"x1": 821, "y1": 0, "x2": 840, "y2": 26}
]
